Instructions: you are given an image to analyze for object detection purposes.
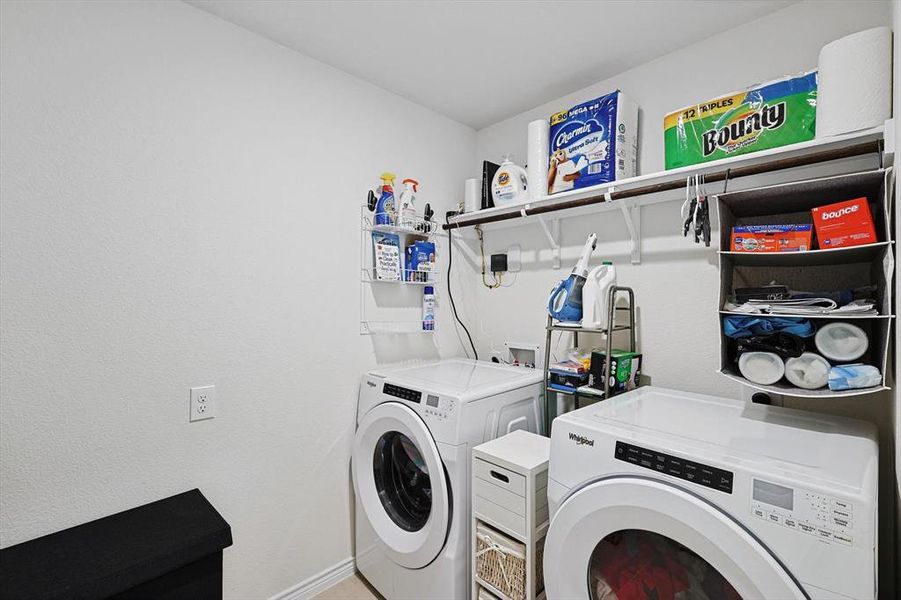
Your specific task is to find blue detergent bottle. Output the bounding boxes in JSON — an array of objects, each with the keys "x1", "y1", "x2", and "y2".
[{"x1": 375, "y1": 172, "x2": 396, "y2": 225}]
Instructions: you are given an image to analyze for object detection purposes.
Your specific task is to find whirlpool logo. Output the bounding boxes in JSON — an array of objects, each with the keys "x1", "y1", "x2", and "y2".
[{"x1": 568, "y1": 432, "x2": 594, "y2": 447}]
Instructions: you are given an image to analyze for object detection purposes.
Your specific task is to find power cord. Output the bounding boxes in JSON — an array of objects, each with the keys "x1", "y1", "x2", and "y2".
[
  {"x1": 475, "y1": 225, "x2": 502, "y2": 289},
  {"x1": 446, "y1": 218, "x2": 478, "y2": 360}
]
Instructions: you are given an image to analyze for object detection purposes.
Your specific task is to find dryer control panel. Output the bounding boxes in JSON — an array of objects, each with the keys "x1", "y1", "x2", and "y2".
[
  {"x1": 423, "y1": 394, "x2": 456, "y2": 422},
  {"x1": 750, "y1": 478, "x2": 856, "y2": 547}
]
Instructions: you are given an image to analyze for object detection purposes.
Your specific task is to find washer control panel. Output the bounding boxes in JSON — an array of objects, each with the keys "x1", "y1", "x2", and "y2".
[
  {"x1": 750, "y1": 478, "x2": 855, "y2": 547},
  {"x1": 423, "y1": 394, "x2": 455, "y2": 421}
]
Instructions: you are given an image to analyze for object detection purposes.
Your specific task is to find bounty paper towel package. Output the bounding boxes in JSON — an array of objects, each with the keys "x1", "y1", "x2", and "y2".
[
  {"x1": 664, "y1": 71, "x2": 817, "y2": 170},
  {"x1": 547, "y1": 91, "x2": 638, "y2": 195}
]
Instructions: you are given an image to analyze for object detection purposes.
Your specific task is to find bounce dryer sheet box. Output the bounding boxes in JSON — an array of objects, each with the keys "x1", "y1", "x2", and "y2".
[
  {"x1": 730, "y1": 225, "x2": 813, "y2": 253},
  {"x1": 547, "y1": 90, "x2": 638, "y2": 195},
  {"x1": 811, "y1": 197, "x2": 877, "y2": 249},
  {"x1": 664, "y1": 71, "x2": 817, "y2": 170}
]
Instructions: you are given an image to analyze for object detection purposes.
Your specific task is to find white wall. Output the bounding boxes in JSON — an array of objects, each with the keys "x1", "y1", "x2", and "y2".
[
  {"x1": 465, "y1": 0, "x2": 897, "y2": 594},
  {"x1": 0, "y1": 1, "x2": 474, "y2": 598}
]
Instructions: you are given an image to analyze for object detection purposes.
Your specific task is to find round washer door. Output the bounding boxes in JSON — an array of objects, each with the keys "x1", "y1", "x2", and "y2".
[
  {"x1": 352, "y1": 401, "x2": 450, "y2": 569},
  {"x1": 544, "y1": 476, "x2": 808, "y2": 600}
]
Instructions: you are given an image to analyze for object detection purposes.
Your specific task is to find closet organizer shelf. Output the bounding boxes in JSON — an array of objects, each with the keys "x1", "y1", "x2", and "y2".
[
  {"x1": 716, "y1": 166, "x2": 895, "y2": 398},
  {"x1": 718, "y1": 241, "x2": 893, "y2": 267}
]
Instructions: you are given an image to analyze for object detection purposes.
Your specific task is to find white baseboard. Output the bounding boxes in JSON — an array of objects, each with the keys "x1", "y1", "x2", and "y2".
[{"x1": 270, "y1": 557, "x2": 356, "y2": 600}]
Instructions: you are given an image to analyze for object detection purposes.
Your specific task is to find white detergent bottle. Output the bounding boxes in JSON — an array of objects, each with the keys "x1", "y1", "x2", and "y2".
[{"x1": 581, "y1": 261, "x2": 616, "y2": 329}]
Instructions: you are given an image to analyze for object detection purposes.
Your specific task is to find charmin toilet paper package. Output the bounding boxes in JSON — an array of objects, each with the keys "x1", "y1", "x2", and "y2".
[
  {"x1": 664, "y1": 71, "x2": 817, "y2": 169},
  {"x1": 547, "y1": 91, "x2": 638, "y2": 195}
]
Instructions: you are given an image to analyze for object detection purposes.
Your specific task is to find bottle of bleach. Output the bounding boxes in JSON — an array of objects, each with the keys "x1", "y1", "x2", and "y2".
[{"x1": 581, "y1": 261, "x2": 616, "y2": 330}]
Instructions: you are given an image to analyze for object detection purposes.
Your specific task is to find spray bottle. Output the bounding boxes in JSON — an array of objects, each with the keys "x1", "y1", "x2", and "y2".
[
  {"x1": 547, "y1": 233, "x2": 598, "y2": 324},
  {"x1": 375, "y1": 172, "x2": 396, "y2": 225},
  {"x1": 422, "y1": 285, "x2": 436, "y2": 331},
  {"x1": 397, "y1": 178, "x2": 419, "y2": 229},
  {"x1": 582, "y1": 261, "x2": 616, "y2": 329}
]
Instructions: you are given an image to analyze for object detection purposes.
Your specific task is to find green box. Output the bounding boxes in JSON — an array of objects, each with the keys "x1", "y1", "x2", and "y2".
[{"x1": 589, "y1": 349, "x2": 642, "y2": 395}]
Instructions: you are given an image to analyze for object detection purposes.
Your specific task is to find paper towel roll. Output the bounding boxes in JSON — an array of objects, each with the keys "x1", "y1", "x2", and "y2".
[
  {"x1": 527, "y1": 119, "x2": 550, "y2": 199},
  {"x1": 816, "y1": 26, "x2": 892, "y2": 138},
  {"x1": 464, "y1": 178, "x2": 480, "y2": 213}
]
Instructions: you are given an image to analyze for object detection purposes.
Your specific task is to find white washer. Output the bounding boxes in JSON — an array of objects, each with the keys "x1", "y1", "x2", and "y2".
[
  {"x1": 352, "y1": 359, "x2": 543, "y2": 599},
  {"x1": 545, "y1": 386, "x2": 878, "y2": 600}
]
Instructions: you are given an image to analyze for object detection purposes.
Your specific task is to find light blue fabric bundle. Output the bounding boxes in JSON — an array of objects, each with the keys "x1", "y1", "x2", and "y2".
[
  {"x1": 828, "y1": 364, "x2": 882, "y2": 391},
  {"x1": 723, "y1": 316, "x2": 815, "y2": 339}
]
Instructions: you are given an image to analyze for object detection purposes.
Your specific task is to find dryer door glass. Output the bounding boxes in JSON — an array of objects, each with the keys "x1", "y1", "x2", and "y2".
[
  {"x1": 588, "y1": 529, "x2": 741, "y2": 600},
  {"x1": 373, "y1": 431, "x2": 432, "y2": 532}
]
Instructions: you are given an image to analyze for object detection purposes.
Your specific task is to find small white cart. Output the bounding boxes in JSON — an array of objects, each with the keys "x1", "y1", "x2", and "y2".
[{"x1": 471, "y1": 430, "x2": 550, "y2": 600}]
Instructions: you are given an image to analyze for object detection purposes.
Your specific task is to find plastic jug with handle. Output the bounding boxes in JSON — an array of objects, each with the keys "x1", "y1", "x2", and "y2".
[{"x1": 581, "y1": 261, "x2": 616, "y2": 329}]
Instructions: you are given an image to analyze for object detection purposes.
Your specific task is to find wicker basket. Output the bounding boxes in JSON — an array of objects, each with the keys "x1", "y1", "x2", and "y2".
[
  {"x1": 535, "y1": 536, "x2": 545, "y2": 595},
  {"x1": 477, "y1": 585, "x2": 501, "y2": 600},
  {"x1": 476, "y1": 522, "x2": 527, "y2": 600}
]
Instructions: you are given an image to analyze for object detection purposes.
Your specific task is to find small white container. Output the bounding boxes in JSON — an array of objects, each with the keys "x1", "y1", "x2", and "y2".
[
  {"x1": 738, "y1": 352, "x2": 785, "y2": 385},
  {"x1": 815, "y1": 322, "x2": 868, "y2": 361},
  {"x1": 784, "y1": 352, "x2": 830, "y2": 389}
]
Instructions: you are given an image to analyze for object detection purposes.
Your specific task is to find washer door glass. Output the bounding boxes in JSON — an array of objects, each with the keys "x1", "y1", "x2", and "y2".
[
  {"x1": 588, "y1": 529, "x2": 741, "y2": 600},
  {"x1": 373, "y1": 431, "x2": 432, "y2": 532}
]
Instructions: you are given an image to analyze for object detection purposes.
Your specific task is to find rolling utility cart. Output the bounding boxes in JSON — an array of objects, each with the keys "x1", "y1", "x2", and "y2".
[
  {"x1": 542, "y1": 285, "x2": 636, "y2": 433},
  {"x1": 472, "y1": 430, "x2": 550, "y2": 600}
]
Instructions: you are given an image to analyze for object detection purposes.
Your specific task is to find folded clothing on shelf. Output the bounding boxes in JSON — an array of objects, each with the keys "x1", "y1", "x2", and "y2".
[{"x1": 723, "y1": 316, "x2": 815, "y2": 339}]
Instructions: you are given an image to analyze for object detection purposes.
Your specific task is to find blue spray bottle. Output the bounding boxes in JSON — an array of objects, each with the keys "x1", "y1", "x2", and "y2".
[
  {"x1": 375, "y1": 172, "x2": 396, "y2": 225},
  {"x1": 547, "y1": 233, "x2": 598, "y2": 324}
]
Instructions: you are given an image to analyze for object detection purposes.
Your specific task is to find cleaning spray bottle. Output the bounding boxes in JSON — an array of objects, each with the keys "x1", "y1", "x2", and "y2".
[
  {"x1": 397, "y1": 178, "x2": 419, "y2": 229},
  {"x1": 375, "y1": 172, "x2": 396, "y2": 225},
  {"x1": 581, "y1": 261, "x2": 616, "y2": 329},
  {"x1": 547, "y1": 233, "x2": 598, "y2": 325}
]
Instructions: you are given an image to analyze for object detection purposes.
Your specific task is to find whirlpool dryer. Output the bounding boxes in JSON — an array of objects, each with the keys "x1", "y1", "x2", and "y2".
[
  {"x1": 352, "y1": 359, "x2": 543, "y2": 600},
  {"x1": 543, "y1": 386, "x2": 878, "y2": 600}
]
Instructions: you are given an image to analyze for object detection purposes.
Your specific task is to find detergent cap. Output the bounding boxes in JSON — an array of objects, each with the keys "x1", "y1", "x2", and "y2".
[
  {"x1": 402, "y1": 178, "x2": 419, "y2": 192},
  {"x1": 380, "y1": 172, "x2": 396, "y2": 186}
]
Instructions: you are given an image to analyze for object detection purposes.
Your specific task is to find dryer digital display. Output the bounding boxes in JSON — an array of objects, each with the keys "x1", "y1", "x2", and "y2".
[{"x1": 615, "y1": 441, "x2": 733, "y2": 494}]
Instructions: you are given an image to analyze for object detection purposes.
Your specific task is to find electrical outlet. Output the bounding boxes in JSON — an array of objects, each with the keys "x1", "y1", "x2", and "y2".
[{"x1": 190, "y1": 385, "x2": 216, "y2": 422}]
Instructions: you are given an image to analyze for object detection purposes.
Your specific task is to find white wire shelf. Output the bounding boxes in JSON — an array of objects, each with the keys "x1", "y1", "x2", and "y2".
[
  {"x1": 360, "y1": 321, "x2": 436, "y2": 335},
  {"x1": 363, "y1": 211, "x2": 440, "y2": 237},
  {"x1": 361, "y1": 268, "x2": 438, "y2": 285}
]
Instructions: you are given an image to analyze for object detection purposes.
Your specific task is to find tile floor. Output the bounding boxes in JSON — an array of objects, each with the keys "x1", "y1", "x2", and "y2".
[{"x1": 315, "y1": 574, "x2": 382, "y2": 600}]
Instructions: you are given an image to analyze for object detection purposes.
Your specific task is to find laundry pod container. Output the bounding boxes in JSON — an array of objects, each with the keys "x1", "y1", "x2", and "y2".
[
  {"x1": 783, "y1": 352, "x2": 830, "y2": 389},
  {"x1": 738, "y1": 352, "x2": 785, "y2": 385},
  {"x1": 815, "y1": 322, "x2": 868, "y2": 362}
]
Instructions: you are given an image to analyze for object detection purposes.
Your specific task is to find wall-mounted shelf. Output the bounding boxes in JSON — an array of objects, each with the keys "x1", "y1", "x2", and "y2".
[
  {"x1": 360, "y1": 205, "x2": 439, "y2": 336},
  {"x1": 446, "y1": 125, "x2": 887, "y2": 266}
]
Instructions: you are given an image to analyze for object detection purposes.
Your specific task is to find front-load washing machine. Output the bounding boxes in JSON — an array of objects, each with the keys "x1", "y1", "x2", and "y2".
[
  {"x1": 544, "y1": 386, "x2": 878, "y2": 600},
  {"x1": 352, "y1": 359, "x2": 543, "y2": 599}
]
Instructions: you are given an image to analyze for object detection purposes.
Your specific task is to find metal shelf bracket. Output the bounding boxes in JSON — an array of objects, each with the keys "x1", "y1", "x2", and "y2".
[
  {"x1": 536, "y1": 215, "x2": 562, "y2": 269},
  {"x1": 619, "y1": 201, "x2": 641, "y2": 265}
]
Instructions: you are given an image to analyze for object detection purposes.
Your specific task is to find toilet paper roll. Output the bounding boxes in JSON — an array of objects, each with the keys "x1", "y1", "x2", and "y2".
[
  {"x1": 527, "y1": 119, "x2": 550, "y2": 199},
  {"x1": 783, "y1": 352, "x2": 830, "y2": 390},
  {"x1": 464, "y1": 178, "x2": 480, "y2": 213},
  {"x1": 816, "y1": 26, "x2": 892, "y2": 138}
]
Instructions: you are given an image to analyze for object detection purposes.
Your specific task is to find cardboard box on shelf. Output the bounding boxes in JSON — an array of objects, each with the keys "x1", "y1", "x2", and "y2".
[
  {"x1": 730, "y1": 224, "x2": 813, "y2": 252},
  {"x1": 811, "y1": 197, "x2": 877, "y2": 249}
]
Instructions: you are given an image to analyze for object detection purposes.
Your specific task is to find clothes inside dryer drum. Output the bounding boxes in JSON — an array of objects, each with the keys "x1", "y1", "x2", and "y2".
[
  {"x1": 373, "y1": 431, "x2": 432, "y2": 532},
  {"x1": 589, "y1": 529, "x2": 742, "y2": 600}
]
